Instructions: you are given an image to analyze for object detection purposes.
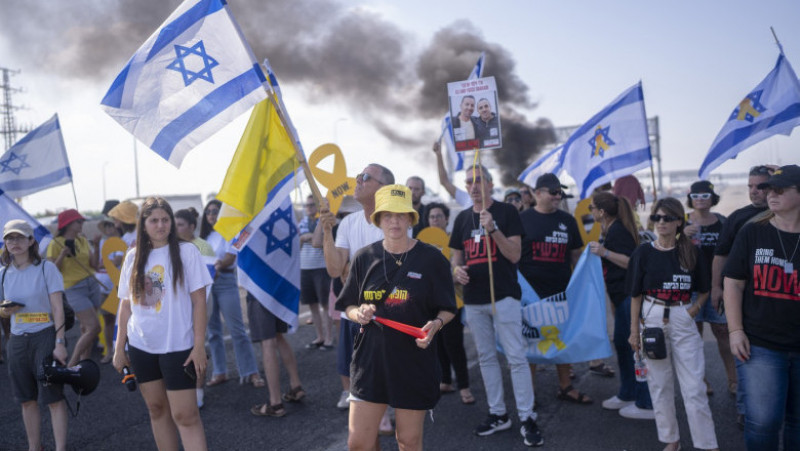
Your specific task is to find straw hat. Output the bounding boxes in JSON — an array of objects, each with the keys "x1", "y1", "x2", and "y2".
[
  {"x1": 108, "y1": 200, "x2": 138, "y2": 225},
  {"x1": 370, "y1": 184, "x2": 419, "y2": 226}
]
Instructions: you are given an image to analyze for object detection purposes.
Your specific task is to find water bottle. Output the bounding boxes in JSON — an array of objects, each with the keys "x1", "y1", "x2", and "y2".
[{"x1": 633, "y1": 351, "x2": 648, "y2": 382}]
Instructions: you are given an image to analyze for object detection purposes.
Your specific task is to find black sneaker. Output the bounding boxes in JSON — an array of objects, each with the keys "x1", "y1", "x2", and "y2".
[
  {"x1": 520, "y1": 417, "x2": 544, "y2": 447},
  {"x1": 474, "y1": 413, "x2": 512, "y2": 436}
]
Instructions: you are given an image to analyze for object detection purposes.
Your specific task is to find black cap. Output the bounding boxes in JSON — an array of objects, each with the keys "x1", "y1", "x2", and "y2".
[
  {"x1": 534, "y1": 173, "x2": 567, "y2": 191},
  {"x1": 690, "y1": 180, "x2": 716, "y2": 194},
  {"x1": 757, "y1": 164, "x2": 800, "y2": 190},
  {"x1": 101, "y1": 200, "x2": 120, "y2": 216}
]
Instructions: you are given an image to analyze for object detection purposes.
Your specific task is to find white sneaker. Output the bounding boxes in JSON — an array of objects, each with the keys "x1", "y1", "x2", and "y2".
[
  {"x1": 602, "y1": 395, "x2": 633, "y2": 410},
  {"x1": 336, "y1": 390, "x2": 350, "y2": 410},
  {"x1": 619, "y1": 404, "x2": 655, "y2": 420},
  {"x1": 196, "y1": 388, "x2": 204, "y2": 409}
]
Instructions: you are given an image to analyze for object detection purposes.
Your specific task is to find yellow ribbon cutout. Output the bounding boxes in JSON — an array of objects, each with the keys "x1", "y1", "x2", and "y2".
[
  {"x1": 537, "y1": 325, "x2": 567, "y2": 354},
  {"x1": 593, "y1": 126, "x2": 610, "y2": 157},
  {"x1": 308, "y1": 143, "x2": 356, "y2": 214},
  {"x1": 736, "y1": 97, "x2": 761, "y2": 121},
  {"x1": 574, "y1": 198, "x2": 601, "y2": 251},
  {"x1": 100, "y1": 237, "x2": 128, "y2": 315}
]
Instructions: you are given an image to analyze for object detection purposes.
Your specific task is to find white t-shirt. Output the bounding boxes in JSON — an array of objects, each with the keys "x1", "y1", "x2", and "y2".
[
  {"x1": 118, "y1": 242, "x2": 212, "y2": 354},
  {"x1": 1, "y1": 261, "x2": 64, "y2": 335},
  {"x1": 454, "y1": 187, "x2": 472, "y2": 207},
  {"x1": 206, "y1": 231, "x2": 234, "y2": 262},
  {"x1": 121, "y1": 231, "x2": 136, "y2": 247},
  {"x1": 335, "y1": 212, "x2": 385, "y2": 261}
]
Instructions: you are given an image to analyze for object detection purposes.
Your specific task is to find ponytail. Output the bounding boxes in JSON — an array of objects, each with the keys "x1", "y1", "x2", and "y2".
[{"x1": 592, "y1": 192, "x2": 639, "y2": 246}]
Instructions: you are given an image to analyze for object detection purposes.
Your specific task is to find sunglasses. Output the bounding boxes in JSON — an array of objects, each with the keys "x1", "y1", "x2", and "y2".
[
  {"x1": 465, "y1": 178, "x2": 484, "y2": 185},
  {"x1": 689, "y1": 193, "x2": 712, "y2": 200},
  {"x1": 539, "y1": 189, "x2": 563, "y2": 196},
  {"x1": 767, "y1": 186, "x2": 797, "y2": 195},
  {"x1": 650, "y1": 214, "x2": 680, "y2": 223},
  {"x1": 506, "y1": 196, "x2": 522, "y2": 203},
  {"x1": 588, "y1": 204, "x2": 597, "y2": 210},
  {"x1": 205, "y1": 209, "x2": 220, "y2": 215},
  {"x1": 357, "y1": 172, "x2": 383, "y2": 185}
]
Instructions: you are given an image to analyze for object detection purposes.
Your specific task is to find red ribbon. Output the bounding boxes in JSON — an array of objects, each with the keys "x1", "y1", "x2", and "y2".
[{"x1": 373, "y1": 316, "x2": 426, "y2": 339}]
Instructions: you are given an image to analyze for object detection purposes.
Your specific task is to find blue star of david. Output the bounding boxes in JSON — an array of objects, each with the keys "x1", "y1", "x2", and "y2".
[
  {"x1": 587, "y1": 125, "x2": 615, "y2": 158},
  {"x1": 166, "y1": 40, "x2": 219, "y2": 87},
  {"x1": 0, "y1": 151, "x2": 30, "y2": 175},
  {"x1": 729, "y1": 90, "x2": 766, "y2": 123},
  {"x1": 259, "y1": 205, "x2": 297, "y2": 256}
]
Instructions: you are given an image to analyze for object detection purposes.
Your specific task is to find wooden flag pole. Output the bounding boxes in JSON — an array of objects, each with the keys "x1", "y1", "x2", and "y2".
[
  {"x1": 649, "y1": 164, "x2": 658, "y2": 204},
  {"x1": 474, "y1": 150, "x2": 497, "y2": 315}
]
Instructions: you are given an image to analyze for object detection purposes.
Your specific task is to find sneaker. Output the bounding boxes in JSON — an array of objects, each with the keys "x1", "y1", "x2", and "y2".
[
  {"x1": 520, "y1": 417, "x2": 544, "y2": 447},
  {"x1": 619, "y1": 404, "x2": 655, "y2": 420},
  {"x1": 602, "y1": 395, "x2": 634, "y2": 410},
  {"x1": 196, "y1": 388, "x2": 204, "y2": 409},
  {"x1": 336, "y1": 391, "x2": 350, "y2": 410},
  {"x1": 474, "y1": 413, "x2": 512, "y2": 436}
]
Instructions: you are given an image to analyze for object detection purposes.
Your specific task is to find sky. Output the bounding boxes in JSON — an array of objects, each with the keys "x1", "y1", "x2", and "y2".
[{"x1": 0, "y1": 0, "x2": 798, "y2": 215}]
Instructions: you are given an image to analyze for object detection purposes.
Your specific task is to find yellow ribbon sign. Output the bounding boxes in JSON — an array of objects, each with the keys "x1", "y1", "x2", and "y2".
[
  {"x1": 308, "y1": 143, "x2": 356, "y2": 215},
  {"x1": 415, "y1": 227, "x2": 451, "y2": 260},
  {"x1": 100, "y1": 237, "x2": 128, "y2": 315},
  {"x1": 537, "y1": 325, "x2": 567, "y2": 354},
  {"x1": 574, "y1": 197, "x2": 601, "y2": 251}
]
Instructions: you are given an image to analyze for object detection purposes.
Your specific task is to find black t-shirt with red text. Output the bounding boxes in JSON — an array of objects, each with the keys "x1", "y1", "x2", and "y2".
[
  {"x1": 449, "y1": 201, "x2": 523, "y2": 304},
  {"x1": 627, "y1": 242, "x2": 710, "y2": 304},
  {"x1": 723, "y1": 222, "x2": 800, "y2": 352},
  {"x1": 519, "y1": 208, "x2": 583, "y2": 298},
  {"x1": 602, "y1": 220, "x2": 637, "y2": 305}
]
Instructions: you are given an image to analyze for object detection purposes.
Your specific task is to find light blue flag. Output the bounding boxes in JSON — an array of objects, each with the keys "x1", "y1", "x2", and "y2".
[
  {"x1": 0, "y1": 189, "x2": 52, "y2": 253},
  {"x1": 518, "y1": 145, "x2": 563, "y2": 187},
  {"x1": 232, "y1": 169, "x2": 302, "y2": 332},
  {"x1": 517, "y1": 248, "x2": 612, "y2": 364},
  {"x1": 559, "y1": 82, "x2": 652, "y2": 199},
  {"x1": 0, "y1": 114, "x2": 71, "y2": 198},
  {"x1": 440, "y1": 52, "x2": 486, "y2": 173},
  {"x1": 101, "y1": 0, "x2": 267, "y2": 167},
  {"x1": 699, "y1": 53, "x2": 800, "y2": 179}
]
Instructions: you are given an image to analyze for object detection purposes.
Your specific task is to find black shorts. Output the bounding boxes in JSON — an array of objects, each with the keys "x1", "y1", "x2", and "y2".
[
  {"x1": 246, "y1": 292, "x2": 287, "y2": 341},
  {"x1": 300, "y1": 268, "x2": 331, "y2": 305},
  {"x1": 8, "y1": 327, "x2": 64, "y2": 405},
  {"x1": 127, "y1": 345, "x2": 195, "y2": 390}
]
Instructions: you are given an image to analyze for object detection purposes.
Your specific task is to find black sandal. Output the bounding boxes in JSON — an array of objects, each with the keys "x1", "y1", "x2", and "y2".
[
  {"x1": 282, "y1": 385, "x2": 306, "y2": 403},
  {"x1": 250, "y1": 403, "x2": 286, "y2": 417},
  {"x1": 556, "y1": 385, "x2": 593, "y2": 404}
]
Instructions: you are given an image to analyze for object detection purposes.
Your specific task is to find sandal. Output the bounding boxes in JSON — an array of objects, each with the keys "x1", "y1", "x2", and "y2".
[
  {"x1": 207, "y1": 374, "x2": 228, "y2": 387},
  {"x1": 440, "y1": 383, "x2": 456, "y2": 393},
  {"x1": 460, "y1": 390, "x2": 476, "y2": 405},
  {"x1": 589, "y1": 363, "x2": 615, "y2": 378},
  {"x1": 305, "y1": 340, "x2": 323, "y2": 349},
  {"x1": 249, "y1": 374, "x2": 266, "y2": 388},
  {"x1": 319, "y1": 343, "x2": 334, "y2": 351},
  {"x1": 250, "y1": 403, "x2": 286, "y2": 417},
  {"x1": 556, "y1": 385, "x2": 593, "y2": 404},
  {"x1": 282, "y1": 385, "x2": 306, "y2": 403}
]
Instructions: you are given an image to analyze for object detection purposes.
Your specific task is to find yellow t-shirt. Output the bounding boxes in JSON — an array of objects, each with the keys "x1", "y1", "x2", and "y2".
[{"x1": 47, "y1": 236, "x2": 94, "y2": 289}]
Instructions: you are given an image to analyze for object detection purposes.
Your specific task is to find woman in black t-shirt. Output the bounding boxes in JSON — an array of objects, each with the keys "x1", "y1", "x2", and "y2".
[
  {"x1": 684, "y1": 181, "x2": 736, "y2": 396},
  {"x1": 723, "y1": 165, "x2": 800, "y2": 450},
  {"x1": 586, "y1": 192, "x2": 653, "y2": 417},
  {"x1": 336, "y1": 185, "x2": 456, "y2": 451},
  {"x1": 628, "y1": 198, "x2": 718, "y2": 451}
]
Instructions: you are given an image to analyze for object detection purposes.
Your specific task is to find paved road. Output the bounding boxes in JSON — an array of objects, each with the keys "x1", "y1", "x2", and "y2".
[{"x1": 0, "y1": 309, "x2": 746, "y2": 450}]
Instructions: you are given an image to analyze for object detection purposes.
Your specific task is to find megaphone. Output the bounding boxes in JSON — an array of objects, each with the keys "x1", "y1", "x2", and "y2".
[{"x1": 39, "y1": 358, "x2": 101, "y2": 396}]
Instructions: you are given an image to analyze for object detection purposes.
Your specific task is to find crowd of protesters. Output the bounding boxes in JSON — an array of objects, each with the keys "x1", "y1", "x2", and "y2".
[{"x1": 0, "y1": 156, "x2": 795, "y2": 450}]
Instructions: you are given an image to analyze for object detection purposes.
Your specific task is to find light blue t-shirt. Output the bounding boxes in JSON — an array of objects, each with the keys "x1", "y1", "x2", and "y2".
[{"x1": 1, "y1": 261, "x2": 64, "y2": 335}]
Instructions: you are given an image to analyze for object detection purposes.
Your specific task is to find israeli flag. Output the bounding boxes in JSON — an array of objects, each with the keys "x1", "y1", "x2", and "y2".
[
  {"x1": 0, "y1": 115, "x2": 71, "y2": 198},
  {"x1": 518, "y1": 145, "x2": 563, "y2": 188},
  {"x1": 440, "y1": 52, "x2": 486, "y2": 173},
  {"x1": 699, "y1": 54, "x2": 800, "y2": 179},
  {"x1": 233, "y1": 170, "x2": 302, "y2": 332},
  {"x1": 559, "y1": 82, "x2": 652, "y2": 199},
  {"x1": 101, "y1": 0, "x2": 267, "y2": 167},
  {"x1": 0, "y1": 189, "x2": 52, "y2": 253},
  {"x1": 517, "y1": 248, "x2": 612, "y2": 364}
]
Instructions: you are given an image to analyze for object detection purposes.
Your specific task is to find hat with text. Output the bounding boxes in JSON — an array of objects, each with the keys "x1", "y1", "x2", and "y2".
[
  {"x1": 757, "y1": 164, "x2": 800, "y2": 190},
  {"x1": 371, "y1": 184, "x2": 419, "y2": 226}
]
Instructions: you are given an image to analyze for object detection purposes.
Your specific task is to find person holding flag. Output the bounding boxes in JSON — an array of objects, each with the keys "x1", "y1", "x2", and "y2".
[{"x1": 335, "y1": 184, "x2": 456, "y2": 451}]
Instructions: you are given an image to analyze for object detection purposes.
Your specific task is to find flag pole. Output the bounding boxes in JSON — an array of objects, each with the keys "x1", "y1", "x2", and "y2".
[
  {"x1": 771, "y1": 26, "x2": 784, "y2": 54},
  {"x1": 475, "y1": 150, "x2": 497, "y2": 315},
  {"x1": 649, "y1": 164, "x2": 658, "y2": 203},
  {"x1": 70, "y1": 181, "x2": 79, "y2": 210}
]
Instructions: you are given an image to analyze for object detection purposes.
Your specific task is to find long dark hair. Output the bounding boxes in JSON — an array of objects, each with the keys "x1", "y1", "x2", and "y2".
[
  {"x1": 1, "y1": 238, "x2": 42, "y2": 266},
  {"x1": 652, "y1": 197, "x2": 697, "y2": 271},
  {"x1": 592, "y1": 192, "x2": 639, "y2": 247},
  {"x1": 130, "y1": 197, "x2": 184, "y2": 299},
  {"x1": 199, "y1": 200, "x2": 221, "y2": 240}
]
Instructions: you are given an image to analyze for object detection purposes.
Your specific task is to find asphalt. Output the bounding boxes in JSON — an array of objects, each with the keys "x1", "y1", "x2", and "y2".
[{"x1": 0, "y1": 308, "x2": 746, "y2": 451}]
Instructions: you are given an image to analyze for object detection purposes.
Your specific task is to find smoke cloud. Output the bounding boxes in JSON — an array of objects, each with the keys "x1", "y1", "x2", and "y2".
[{"x1": 0, "y1": 0, "x2": 554, "y2": 182}]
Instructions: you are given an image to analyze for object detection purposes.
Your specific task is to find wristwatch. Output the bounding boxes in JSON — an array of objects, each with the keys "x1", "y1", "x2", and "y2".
[{"x1": 55, "y1": 338, "x2": 65, "y2": 345}]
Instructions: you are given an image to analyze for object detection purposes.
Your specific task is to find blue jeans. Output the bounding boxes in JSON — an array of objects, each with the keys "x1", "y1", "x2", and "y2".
[
  {"x1": 207, "y1": 272, "x2": 258, "y2": 378},
  {"x1": 739, "y1": 344, "x2": 800, "y2": 451},
  {"x1": 613, "y1": 297, "x2": 652, "y2": 409}
]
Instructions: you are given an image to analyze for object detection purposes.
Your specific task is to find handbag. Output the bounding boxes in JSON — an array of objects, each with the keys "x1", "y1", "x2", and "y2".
[
  {"x1": 641, "y1": 326, "x2": 666, "y2": 360},
  {"x1": 1, "y1": 262, "x2": 75, "y2": 331}
]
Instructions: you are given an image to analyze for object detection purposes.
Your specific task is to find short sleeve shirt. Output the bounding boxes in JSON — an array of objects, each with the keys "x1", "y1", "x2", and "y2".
[
  {"x1": 2, "y1": 261, "x2": 64, "y2": 334},
  {"x1": 335, "y1": 212, "x2": 384, "y2": 261},
  {"x1": 449, "y1": 201, "x2": 523, "y2": 304},
  {"x1": 518, "y1": 208, "x2": 583, "y2": 298},
  {"x1": 715, "y1": 204, "x2": 768, "y2": 256},
  {"x1": 46, "y1": 236, "x2": 94, "y2": 288},
  {"x1": 627, "y1": 243, "x2": 710, "y2": 304},
  {"x1": 602, "y1": 221, "x2": 637, "y2": 304}
]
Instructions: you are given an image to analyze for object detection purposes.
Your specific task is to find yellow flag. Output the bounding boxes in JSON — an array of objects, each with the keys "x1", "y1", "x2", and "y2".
[{"x1": 215, "y1": 98, "x2": 298, "y2": 240}]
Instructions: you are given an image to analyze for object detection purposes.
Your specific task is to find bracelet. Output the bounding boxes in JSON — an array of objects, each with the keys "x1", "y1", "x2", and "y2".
[
  {"x1": 603, "y1": 249, "x2": 609, "y2": 258},
  {"x1": 433, "y1": 317, "x2": 444, "y2": 329},
  {"x1": 728, "y1": 328, "x2": 744, "y2": 335},
  {"x1": 489, "y1": 228, "x2": 498, "y2": 235}
]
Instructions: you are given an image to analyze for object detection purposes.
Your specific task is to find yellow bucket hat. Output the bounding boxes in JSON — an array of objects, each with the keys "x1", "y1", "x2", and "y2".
[
  {"x1": 108, "y1": 200, "x2": 139, "y2": 225},
  {"x1": 370, "y1": 184, "x2": 419, "y2": 226}
]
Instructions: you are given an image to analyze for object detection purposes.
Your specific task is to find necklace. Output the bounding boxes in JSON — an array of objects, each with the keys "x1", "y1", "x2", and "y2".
[
  {"x1": 775, "y1": 226, "x2": 800, "y2": 274},
  {"x1": 383, "y1": 243, "x2": 410, "y2": 284},
  {"x1": 653, "y1": 240, "x2": 675, "y2": 251}
]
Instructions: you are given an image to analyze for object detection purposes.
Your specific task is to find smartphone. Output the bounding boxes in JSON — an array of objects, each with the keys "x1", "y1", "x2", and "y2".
[
  {"x1": 183, "y1": 364, "x2": 197, "y2": 381},
  {"x1": 0, "y1": 300, "x2": 25, "y2": 308},
  {"x1": 64, "y1": 239, "x2": 76, "y2": 256}
]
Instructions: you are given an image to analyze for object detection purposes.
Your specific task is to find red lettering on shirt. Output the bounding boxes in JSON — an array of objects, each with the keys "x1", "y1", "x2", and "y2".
[
  {"x1": 531, "y1": 242, "x2": 567, "y2": 263},
  {"x1": 753, "y1": 264, "x2": 800, "y2": 301},
  {"x1": 462, "y1": 236, "x2": 498, "y2": 265},
  {"x1": 645, "y1": 289, "x2": 691, "y2": 303}
]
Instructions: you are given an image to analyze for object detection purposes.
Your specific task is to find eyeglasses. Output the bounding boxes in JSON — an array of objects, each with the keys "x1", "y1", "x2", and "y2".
[
  {"x1": 357, "y1": 173, "x2": 384, "y2": 185},
  {"x1": 506, "y1": 197, "x2": 522, "y2": 203},
  {"x1": 4, "y1": 235, "x2": 29, "y2": 243},
  {"x1": 650, "y1": 214, "x2": 680, "y2": 223},
  {"x1": 689, "y1": 193, "x2": 712, "y2": 200},
  {"x1": 767, "y1": 186, "x2": 797, "y2": 195}
]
